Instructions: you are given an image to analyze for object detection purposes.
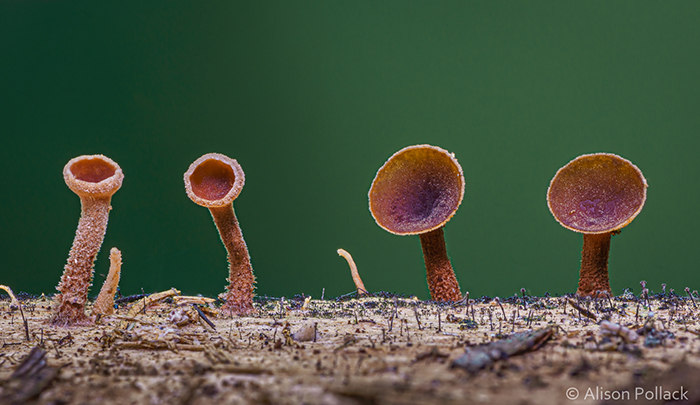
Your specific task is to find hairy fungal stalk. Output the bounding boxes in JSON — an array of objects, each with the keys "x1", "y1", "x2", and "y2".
[
  {"x1": 184, "y1": 153, "x2": 255, "y2": 315},
  {"x1": 52, "y1": 155, "x2": 123, "y2": 326}
]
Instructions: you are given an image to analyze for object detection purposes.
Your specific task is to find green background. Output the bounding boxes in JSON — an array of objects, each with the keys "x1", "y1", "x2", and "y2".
[{"x1": 2, "y1": 2, "x2": 699, "y2": 300}]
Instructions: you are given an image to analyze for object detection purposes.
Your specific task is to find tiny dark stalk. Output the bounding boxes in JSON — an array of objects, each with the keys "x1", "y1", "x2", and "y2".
[
  {"x1": 413, "y1": 305, "x2": 422, "y2": 330},
  {"x1": 495, "y1": 297, "x2": 507, "y2": 321},
  {"x1": 18, "y1": 301, "x2": 29, "y2": 341},
  {"x1": 685, "y1": 287, "x2": 697, "y2": 309}
]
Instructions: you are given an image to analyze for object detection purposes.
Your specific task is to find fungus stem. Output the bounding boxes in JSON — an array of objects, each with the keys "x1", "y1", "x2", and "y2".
[
  {"x1": 209, "y1": 205, "x2": 255, "y2": 315},
  {"x1": 53, "y1": 197, "x2": 113, "y2": 326},
  {"x1": 578, "y1": 232, "x2": 612, "y2": 296},
  {"x1": 419, "y1": 228, "x2": 462, "y2": 301}
]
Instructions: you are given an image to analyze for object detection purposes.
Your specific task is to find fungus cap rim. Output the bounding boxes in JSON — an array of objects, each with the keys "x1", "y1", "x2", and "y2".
[
  {"x1": 184, "y1": 153, "x2": 245, "y2": 208},
  {"x1": 369, "y1": 144, "x2": 465, "y2": 236},
  {"x1": 547, "y1": 152, "x2": 648, "y2": 234},
  {"x1": 63, "y1": 154, "x2": 124, "y2": 198}
]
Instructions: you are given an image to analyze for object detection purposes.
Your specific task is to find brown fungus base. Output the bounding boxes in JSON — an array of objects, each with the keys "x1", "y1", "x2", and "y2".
[
  {"x1": 52, "y1": 197, "x2": 113, "y2": 326},
  {"x1": 209, "y1": 205, "x2": 255, "y2": 316},
  {"x1": 419, "y1": 227, "x2": 462, "y2": 302},
  {"x1": 577, "y1": 232, "x2": 613, "y2": 297},
  {"x1": 3, "y1": 294, "x2": 700, "y2": 405}
]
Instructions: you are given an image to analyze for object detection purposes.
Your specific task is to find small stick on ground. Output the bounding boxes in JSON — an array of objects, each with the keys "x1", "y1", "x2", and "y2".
[
  {"x1": 337, "y1": 249, "x2": 368, "y2": 295},
  {"x1": 118, "y1": 288, "x2": 181, "y2": 329},
  {"x1": 566, "y1": 298, "x2": 597, "y2": 321},
  {"x1": 413, "y1": 304, "x2": 423, "y2": 330},
  {"x1": 194, "y1": 305, "x2": 216, "y2": 331},
  {"x1": 685, "y1": 287, "x2": 697, "y2": 309}
]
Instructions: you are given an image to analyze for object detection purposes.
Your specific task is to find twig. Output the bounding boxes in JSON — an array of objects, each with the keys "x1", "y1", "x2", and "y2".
[
  {"x1": 413, "y1": 304, "x2": 423, "y2": 330},
  {"x1": 118, "y1": 288, "x2": 181, "y2": 329},
  {"x1": 114, "y1": 342, "x2": 204, "y2": 352},
  {"x1": 193, "y1": 305, "x2": 216, "y2": 331},
  {"x1": 566, "y1": 299, "x2": 597, "y2": 321},
  {"x1": 18, "y1": 303, "x2": 29, "y2": 341},
  {"x1": 685, "y1": 287, "x2": 697, "y2": 309},
  {"x1": 114, "y1": 294, "x2": 148, "y2": 305}
]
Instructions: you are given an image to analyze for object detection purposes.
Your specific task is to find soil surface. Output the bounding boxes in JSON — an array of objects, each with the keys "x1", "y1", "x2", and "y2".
[{"x1": 1, "y1": 291, "x2": 700, "y2": 405}]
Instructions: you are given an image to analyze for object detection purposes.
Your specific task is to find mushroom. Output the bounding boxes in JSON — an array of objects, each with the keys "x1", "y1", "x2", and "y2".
[
  {"x1": 184, "y1": 153, "x2": 255, "y2": 315},
  {"x1": 547, "y1": 153, "x2": 648, "y2": 296},
  {"x1": 368, "y1": 144, "x2": 465, "y2": 301},
  {"x1": 52, "y1": 154, "x2": 124, "y2": 326}
]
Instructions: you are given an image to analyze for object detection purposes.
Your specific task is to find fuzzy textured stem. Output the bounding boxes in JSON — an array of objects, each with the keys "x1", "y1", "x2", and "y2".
[
  {"x1": 209, "y1": 205, "x2": 255, "y2": 315},
  {"x1": 419, "y1": 227, "x2": 462, "y2": 301},
  {"x1": 52, "y1": 197, "x2": 112, "y2": 326},
  {"x1": 92, "y1": 247, "x2": 122, "y2": 317},
  {"x1": 577, "y1": 232, "x2": 612, "y2": 296}
]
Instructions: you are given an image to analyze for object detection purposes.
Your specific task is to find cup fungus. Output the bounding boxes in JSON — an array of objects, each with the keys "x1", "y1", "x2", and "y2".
[
  {"x1": 184, "y1": 153, "x2": 255, "y2": 315},
  {"x1": 369, "y1": 144, "x2": 465, "y2": 302},
  {"x1": 52, "y1": 154, "x2": 124, "y2": 326},
  {"x1": 547, "y1": 153, "x2": 647, "y2": 296}
]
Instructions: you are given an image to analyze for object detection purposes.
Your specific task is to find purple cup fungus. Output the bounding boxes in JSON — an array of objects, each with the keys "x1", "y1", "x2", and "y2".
[
  {"x1": 52, "y1": 155, "x2": 124, "y2": 326},
  {"x1": 547, "y1": 153, "x2": 648, "y2": 296},
  {"x1": 184, "y1": 153, "x2": 255, "y2": 315},
  {"x1": 369, "y1": 144, "x2": 465, "y2": 302}
]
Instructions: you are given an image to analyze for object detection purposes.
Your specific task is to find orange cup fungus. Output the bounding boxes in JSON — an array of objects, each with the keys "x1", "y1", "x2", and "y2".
[
  {"x1": 184, "y1": 153, "x2": 255, "y2": 315},
  {"x1": 547, "y1": 153, "x2": 648, "y2": 296},
  {"x1": 369, "y1": 145, "x2": 465, "y2": 302},
  {"x1": 52, "y1": 155, "x2": 124, "y2": 326}
]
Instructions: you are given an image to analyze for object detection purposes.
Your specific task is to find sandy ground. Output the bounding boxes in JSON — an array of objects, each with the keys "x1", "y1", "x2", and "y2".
[{"x1": 1, "y1": 291, "x2": 700, "y2": 405}]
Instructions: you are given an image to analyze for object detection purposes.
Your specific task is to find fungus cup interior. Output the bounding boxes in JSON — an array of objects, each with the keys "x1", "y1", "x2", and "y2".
[
  {"x1": 189, "y1": 159, "x2": 236, "y2": 202},
  {"x1": 69, "y1": 158, "x2": 118, "y2": 184},
  {"x1": 370, "y1": 146, "x2": 464, "y2": 235},
  {"x1": 547, "y1": 153, "x2": 647, "y2": 234}
]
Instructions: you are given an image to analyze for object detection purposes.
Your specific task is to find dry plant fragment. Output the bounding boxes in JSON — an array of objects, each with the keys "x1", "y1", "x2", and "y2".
[
  {"x1": 184, "y1": 153, "x2": 255, "y2": 316},
  {"x1": 0, "y1": 284, "x2": 20, "y2": 310},
  {"x1": 118, "y1": 288, "x2": 181, "y2": 329},
  {"x1": 452, "y1": 326, "x2": 555, "y2": 373},
  {"x1": 369, "y1": 144, "x2": 464, "y2": 301},
  {"x1": 52, "y1": 155, "x2": 124, "y2": 326},
  {"x1": 92, "y1": 247, "x2": 122, "y2": 317},
  {"x1": 1, "y1": 347, "x2": 59, "y2": 404},
  {"x1": 337, "y1": 248, "x2": 367, "y2": 295},
  {"x1": 547, "y1": 153, "x2": 647, "y2": 296},
  {"x1": 169, "y1": 296, "x2": 219, "y2": 327}
]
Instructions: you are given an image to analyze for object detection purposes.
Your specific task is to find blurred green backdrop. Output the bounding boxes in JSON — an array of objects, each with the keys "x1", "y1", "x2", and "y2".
[{"x1": 1, "y1": 2, "x2": 699, "y2": 300}]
